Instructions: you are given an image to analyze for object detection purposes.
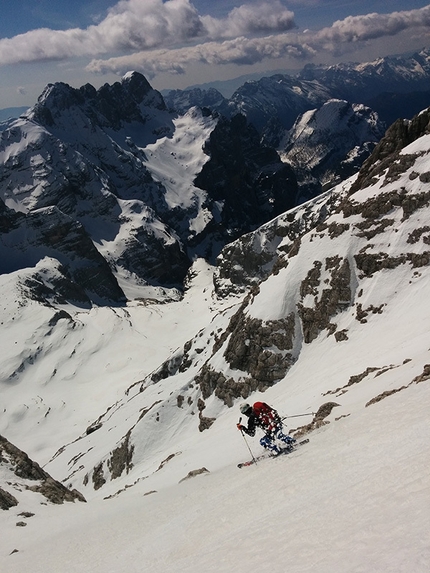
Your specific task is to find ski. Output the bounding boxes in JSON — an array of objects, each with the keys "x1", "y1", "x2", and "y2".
[{"x1": 237, "y1": 438, "x2": 309, "y2": 468}]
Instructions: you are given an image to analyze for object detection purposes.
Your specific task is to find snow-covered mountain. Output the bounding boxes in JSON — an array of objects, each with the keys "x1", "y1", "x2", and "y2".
[
  {"x1": 1, "y1": 62, "x2": 429, "y2": 569},
  {"x1": 298, "y1": 48, "x2": 430, "y2": 102},
  {"x1": 227, "y1": 74, "x2": 332, "y2": 135},
  {"x1": 0, "y1": 73, "x2": 297, "y2": 302},
  {"x1": 165, "y1": 49, "x2": 430, "y2": 137},
  {"x1": 1, "y1": 103, "x2": 429, "y2": 523},
  {"x1": 280, "y1": 99, "x2": 385, "y2": 199}
]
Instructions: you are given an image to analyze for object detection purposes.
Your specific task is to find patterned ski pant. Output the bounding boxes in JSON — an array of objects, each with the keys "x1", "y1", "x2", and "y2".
[{"x1": 260, "y1": 428, "x2": 296, "y2": 454}]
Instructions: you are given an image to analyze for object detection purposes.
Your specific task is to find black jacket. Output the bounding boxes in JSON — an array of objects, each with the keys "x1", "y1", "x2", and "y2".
[{"x1": 241, "y1": 403, "x2": 282, "y2": 437}]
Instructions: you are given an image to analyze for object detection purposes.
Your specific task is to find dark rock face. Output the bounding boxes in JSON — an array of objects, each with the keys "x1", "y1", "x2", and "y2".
[
  {"x1": 0, "y1": 487, "x2": 18, "y2": 510},
  {"x1": 194, "y1": 114, "x2": 298, "y2": 248},
  {"x1": 107, "y1": 430, "x2": 134, "y2": 480},
  {"x1": 0, "y1": 198, "x2": 20, "y2": 233},
  {"x1": 297, "y1": 257, "x2": 352, "y2": 344},
  {"x1": 350, "y1": 107, "x2": 430, "y2": 195},
  {"x1": 115, "y1": 230, "x2": 190, "y2": 287},
  {"x1": 32, "y1": 72, "x2": 167, "y2": 133},
  {"x1": 0, "y1": 435, "x2": 86, "y2": 507},
  {"x1": 0, "y1": 200, "x2": 125, "y2": 305},
  {"x1": 84, "y1": 429, "x2": 135, "y2": 490}
]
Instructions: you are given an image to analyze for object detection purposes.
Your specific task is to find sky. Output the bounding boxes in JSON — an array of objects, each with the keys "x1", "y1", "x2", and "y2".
[{"x1": 0, "y1": 0, "x2": 429, "y2": 109}]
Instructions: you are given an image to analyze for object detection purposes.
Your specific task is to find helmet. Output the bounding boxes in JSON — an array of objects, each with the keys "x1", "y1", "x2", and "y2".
[{"x1": 240, "y1": 403, "x2": 252, "y2": 415}]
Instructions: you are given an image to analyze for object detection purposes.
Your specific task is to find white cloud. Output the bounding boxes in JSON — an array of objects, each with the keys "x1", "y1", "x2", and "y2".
[
  {"x1": 86, "y1": 5, "x2": 430, "y2": 76},
  {"x1": 0, "y1": 0, "x2": 428, "y2": 79},
  {"x1": 0, "y1": 0, "x2": 295, "y2": 66},
  {"x1": 0, "y1": 1, "x2": 201, "y2": 65},
  {"x1": 95, "y1": 0, "x2": 204, "y2": 51},
  {"x1": 201, "y1": 2, "x2": 295, "y2": 38},
  {"x1": 314, "y1": 8, "x2": 430, "y2": 48},
  {"x1": 86, "y1": 35, "x2": 313, "y2": 77}
]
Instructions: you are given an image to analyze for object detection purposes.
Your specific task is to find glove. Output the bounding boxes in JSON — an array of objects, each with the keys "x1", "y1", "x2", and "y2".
[{"x1": 237, "y1": 424, "x2": 244, "y2": 431}]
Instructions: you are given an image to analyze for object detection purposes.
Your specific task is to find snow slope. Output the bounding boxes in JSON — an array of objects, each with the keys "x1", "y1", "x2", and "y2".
[
  {"x1": 1, "y1": 325, "x2": 429, "y2": 572},
  {"x1": 1, "y1": 112, "x2": 430, "y2": 571},
  {"x1": 142, "y1": 107, "x2": 217, "y2": 234},
  {"x1": 0, "y1": 258, "x2": 220, "y2": 463}
]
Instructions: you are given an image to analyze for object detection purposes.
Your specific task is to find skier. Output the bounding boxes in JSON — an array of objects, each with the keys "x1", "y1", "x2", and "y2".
[{"x1": 237, "y1": 401, "x2": 296, "y2": 455}]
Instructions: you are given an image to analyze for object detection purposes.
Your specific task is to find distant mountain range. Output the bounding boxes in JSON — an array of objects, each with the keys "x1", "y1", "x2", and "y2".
[
  {"x1": 0, "y1": 107, "x2": 29, "y2": 122},
  {"x1": 0, "y1": 48, "x2": 429, "y2": 306},
  {"x1": 164, "y1": 48, "x2": 430, "y2": 200},
  {"x1": 163, "y1": 67, "x2": 301, "y2": 99},
  {"x1": 165, "y1": 48, "x2": 430, "y2": 132}
]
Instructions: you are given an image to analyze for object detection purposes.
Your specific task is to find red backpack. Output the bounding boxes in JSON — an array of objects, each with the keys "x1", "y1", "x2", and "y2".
[{"x1": 253, "y1": 402, "x2": 279, "y2": 432}]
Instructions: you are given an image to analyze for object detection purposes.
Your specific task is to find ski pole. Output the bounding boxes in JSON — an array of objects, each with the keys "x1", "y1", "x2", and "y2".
[
  {"x1": 281, "y1": 412, "x2": 315, "y2": 420},
  {"x1": 238, "y1": 417, "x2": 257, "y2": 465}
]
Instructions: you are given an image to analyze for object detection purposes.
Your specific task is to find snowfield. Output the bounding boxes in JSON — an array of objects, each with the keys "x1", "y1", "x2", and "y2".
[
  {"x1": 1, "y1": 244, "x2": 430, "y2": 571},
  {"x1": 2, "y1": 363, "x2": 429, "y2": 573}
]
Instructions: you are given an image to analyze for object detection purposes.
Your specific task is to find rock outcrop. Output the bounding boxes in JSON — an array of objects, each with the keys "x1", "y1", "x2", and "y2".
[{"x1": 0, "y1": 435, "x2": 86, "y2": 509}]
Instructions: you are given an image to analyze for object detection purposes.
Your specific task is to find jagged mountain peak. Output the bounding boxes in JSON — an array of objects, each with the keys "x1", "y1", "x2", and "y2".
[
  {"x1": 120, "y1": 70, "x2": 153, "y2": 94},
  {"x1": 26, "y1": 70, "x2": 167, "y2": 134}
]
